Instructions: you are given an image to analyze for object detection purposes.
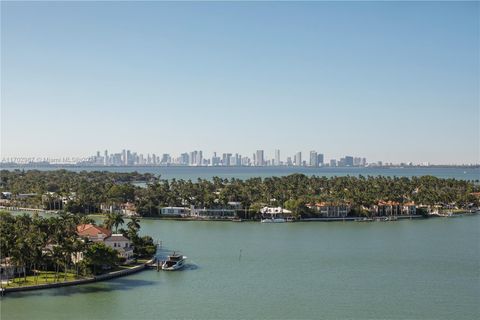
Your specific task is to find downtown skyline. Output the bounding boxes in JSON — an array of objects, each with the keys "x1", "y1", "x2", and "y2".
[
  {"x1": 2, "y1": 148, "x2": 475, "y2": 167},
  {"x1": 2, "y1": 1, "x2": 479, "y2": 165}
]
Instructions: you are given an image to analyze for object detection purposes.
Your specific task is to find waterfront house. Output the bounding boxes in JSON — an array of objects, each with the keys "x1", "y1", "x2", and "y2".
[
  {"x1": 306, "y1": 202, "x2": 351, "y2": 218},
  {"x1": 100, "y1": 203, "x2": 122, "y2": 214},
  {"x1": 77, "y1": 224, "x2": 112, "y2": 242},
  {"x1": 260, "y1": 207, "x2": 292, "y2": 215},
  {"x1": 104, "y1": 234, "x2": 134, "y2": 263},
  {"x1": 121, "y1": 202, "x2": 138, "y2": 217},
  {"x1": 190, "y1": 207, "x2": 236, "y2": 219},
  {"x1": 0, "y1": 257, "x2": 25, "y2": 280},
  {"x1": 227, "y1": 201, "x2": 243, "y2": 209},
  {"x1": 42, "y1": 192, "x2": 64, "y2": 210},
  {"x1": 160, "y1": 206, "x2": 190, "y2": 216},
  {"x1": 371, "y1": 201, "x2": 416, "y2": 216},
  {"x1": 76, "y1": 224, "x2": 134, "y2": 263}
]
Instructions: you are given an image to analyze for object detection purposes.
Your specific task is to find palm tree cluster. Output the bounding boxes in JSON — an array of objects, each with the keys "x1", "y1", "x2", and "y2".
[
  {"x1": 1, "y1": 170, "x2": 478, "y2": 217},
  {"x1": 0, "y1": 211, "x2": 154, "y2": 283}
]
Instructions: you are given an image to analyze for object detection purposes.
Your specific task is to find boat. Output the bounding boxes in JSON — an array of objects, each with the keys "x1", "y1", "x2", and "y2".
[
  {"x1": 161, "y1": 252, "x2": 187, "y2": 271},
  {"x1": 261, "y1": 217, "x2": 286, "y2": 223}
]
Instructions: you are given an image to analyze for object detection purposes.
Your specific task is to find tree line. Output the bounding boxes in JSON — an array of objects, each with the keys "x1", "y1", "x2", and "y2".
[
  {"x1": 0, "y1": 211, "x2": 156, "y2": 284},
  {"x1": 1, "y1": 170, "x2": 478, "y2": 218}
]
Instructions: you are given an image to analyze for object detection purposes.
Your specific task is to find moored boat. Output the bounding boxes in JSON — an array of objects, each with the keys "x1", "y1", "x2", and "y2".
[
  {"x1": 261, "y1": 217, "x2": 286, "y2": 223},
  {"x1": 161, "y1": 253, "x2": 187, "y2": 271}
]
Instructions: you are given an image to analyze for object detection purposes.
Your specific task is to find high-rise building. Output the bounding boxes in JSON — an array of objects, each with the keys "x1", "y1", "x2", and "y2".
[
  {"x1": 179, "y1": 153, "x2": 189, "y2": 165},
  {"x1": 309, "y1": 151, "x2": 318, "y2": 167},
  {"x1": 317, "y1": 153, "x2": 324, "y2": 166},
  {"x1": 330, "y1": 159, "x2": 337, "y2": 167},
  {"x1": 212, "y1": 152, "x2": 221, "y2": 166},
  {"x1": 294, "y1": 152, "x2": 302, "y2": 166},
  {"x1": 161, "y1": 154, "x2": 170, "y2": 164},
  {"x1": 275, "y1": 149, "x2": 281, "y2": 166},
  {"x1": 255, "y1": 150, "x2": 264, "y2": 166},
  {"x1": 222, "y1": 153, "x2": 232, "y2": 166},
  {"x1": 104, "y1": 150, "x2": 109, "y2": 166},
  {"x1": 345, "y1": 156, "x2": 354, "y2": 166}
]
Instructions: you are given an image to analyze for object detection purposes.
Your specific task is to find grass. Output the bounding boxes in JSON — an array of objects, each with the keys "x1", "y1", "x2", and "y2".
[{"x1": 3, "y1": 271, "x2": 82, "y2": 288}]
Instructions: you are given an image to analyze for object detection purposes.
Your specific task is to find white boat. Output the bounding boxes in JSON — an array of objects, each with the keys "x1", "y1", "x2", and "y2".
[
  {"x1": 161, "y1": 253, "x2": 187, "y2": 271},
  {"x1": 261, "y1": 217, "x2": 286, "y2": 223}
]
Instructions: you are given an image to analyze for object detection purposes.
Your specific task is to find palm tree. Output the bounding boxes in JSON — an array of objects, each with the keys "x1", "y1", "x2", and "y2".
[
  {"x1": 104, "y1": 212, "x2": 124, "y2": 233},
  {"x1": 127, "y1": 216, "x2": 140, "y2": 233}
]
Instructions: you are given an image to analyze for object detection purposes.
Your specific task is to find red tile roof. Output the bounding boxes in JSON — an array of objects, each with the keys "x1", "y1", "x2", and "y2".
[{"x1": 76, "y1": 224, "x2": 112, "y2": 238}]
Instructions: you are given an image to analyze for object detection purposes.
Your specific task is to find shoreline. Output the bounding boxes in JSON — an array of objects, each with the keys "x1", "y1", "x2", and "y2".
[
  {"x1": 0, "y1": 259, "x2": 154, "y2": 296},
  {"x1": 2, "y1": 207, "x2": 477, "y2": 222}
]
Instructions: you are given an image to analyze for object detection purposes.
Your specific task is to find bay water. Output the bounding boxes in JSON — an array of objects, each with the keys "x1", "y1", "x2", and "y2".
[{"x1": 1, "y1": 215, "x2": 479, "y2": 319}]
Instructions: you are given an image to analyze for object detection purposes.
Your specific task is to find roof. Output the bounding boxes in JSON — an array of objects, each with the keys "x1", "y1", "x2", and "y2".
[
  {"x1": 76, "y1": 224, "x2": 112, "y2": 238},
  {"x1": 104, "y1": 234, "x2": 130, "y2": 242},
  {"x1": 376, "y1": 201, "x2": 415, "y2": 206},
  {"x1": 313, "y1": 202, "x2": 350, "y2": 207}
]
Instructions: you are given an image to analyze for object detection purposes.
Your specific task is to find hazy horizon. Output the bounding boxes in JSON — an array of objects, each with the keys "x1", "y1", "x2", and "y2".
[{"x1": 1, "y1": 1, "x2": 479, "y2": 164}]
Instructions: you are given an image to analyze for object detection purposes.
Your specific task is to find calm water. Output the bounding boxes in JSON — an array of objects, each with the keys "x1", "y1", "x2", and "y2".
[
  {"x1": 2, "y1": 166, "x2": 479, "y2": 181},
  {"x1": 1, "y1": 216, "x2": 479, "y2": 319}
]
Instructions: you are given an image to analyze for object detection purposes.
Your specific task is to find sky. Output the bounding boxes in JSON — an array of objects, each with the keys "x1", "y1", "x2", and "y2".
[{"x1": 1, "y1": 1, "x2": 479, "y2": 164}]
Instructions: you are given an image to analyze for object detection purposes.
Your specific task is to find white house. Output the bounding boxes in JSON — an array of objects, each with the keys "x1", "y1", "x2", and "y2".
[
  {"x1": 104, "y1": 234, "x2": 134, "y2": 263},
  {"x1": 260, "y1": 207, "x2": 292, "y2": 215},
  {"x1": 160, "y1": 206, "x2": 189, "y2": 216},
  {"x1": 190, "y1": 207, "x2": 236, "y2": 219}
]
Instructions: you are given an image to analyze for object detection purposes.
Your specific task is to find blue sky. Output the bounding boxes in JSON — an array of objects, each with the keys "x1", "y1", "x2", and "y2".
[{"x1": 1, "y1": 1, "x2": 479, "y2": 164}]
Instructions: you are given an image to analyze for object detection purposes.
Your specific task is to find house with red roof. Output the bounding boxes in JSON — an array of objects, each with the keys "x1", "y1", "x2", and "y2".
[{"x1": 76, "y1": 224, "x2": 134, "y2": 263}]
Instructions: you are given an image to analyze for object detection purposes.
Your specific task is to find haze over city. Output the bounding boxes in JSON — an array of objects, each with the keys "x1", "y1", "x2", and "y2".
[{"x1": 1, "y1": 1, "x2": 479, "y2": 164}]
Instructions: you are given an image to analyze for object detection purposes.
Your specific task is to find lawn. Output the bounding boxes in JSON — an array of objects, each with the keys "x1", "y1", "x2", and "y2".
[{"x1": 3, "y1": 271, "x2": 82, "y2": 288}]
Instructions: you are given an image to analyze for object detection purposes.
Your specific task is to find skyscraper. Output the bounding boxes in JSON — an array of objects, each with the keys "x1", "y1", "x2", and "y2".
[
  {"x1": 104, "y1": 150, "x2": 108, "y2": 166},
  {"x1": 275, "y1": 149, "x2": 281, "y2": 166},
  {"x1": 256, "y1": 150, "x2": 264, "y2": 166},
  {"x1": 317, "y1": 153, "x2": 324, "y2": 166},
  {"x1": 309, "y1": 151, "x2": 318, "y2": 167},
  {"x1": 294, "y1": 152, "x2": 302, "y2": 166},
  {"x1": 345, "y1": 156, "x2": 354, "y2": 166}
]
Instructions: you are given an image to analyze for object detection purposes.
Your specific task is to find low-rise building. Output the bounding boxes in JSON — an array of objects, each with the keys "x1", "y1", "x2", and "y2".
[
  {"x1": 104, "y1": 234, "x2": 134, "y2": 263},
  {"x1": 191, "y1": 207, "x2": 236, "y2": 219},
  {"x1": 0, "y1": 257, "x2": 25, "y2": 280},
  {"x1": 121, "y1": 202, "x2": 137, "y2": 217},
  {"x1": 160, "y1": 206, "x2": 189, "y2": 216},
  {"x1": 76, "y1": 224, "x2": 134, "y2": 263},
  {"x1": 77, "y1": 224, "x2": 112, "y2": 242},
  {"x1": 371, "y1": 201, "x2": 416, "y2": 216},
  {"x1": 260, "y1": 207, "x2": 292, "y2": 215},
  {"x1": 307, "y1": 202, "x2": 351, "y2": 218}
]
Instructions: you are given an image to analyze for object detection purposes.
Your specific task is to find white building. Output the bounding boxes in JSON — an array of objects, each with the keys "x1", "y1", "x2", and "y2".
[
  {"x1": 104, "y1": 234, "x2": 134, "y2": 263},
  {"x1": 190, "y1": 207, "x2": 236, "y2": 218},
  {"x1": 161, "y1": 206, "x2": 189, "y2": 216},
  {"x1": 307, "y1": 202, "x2": 351, "y2": 218},
  {"x1": 260, "y1": 207, "x2": 292, "y2": 216}
]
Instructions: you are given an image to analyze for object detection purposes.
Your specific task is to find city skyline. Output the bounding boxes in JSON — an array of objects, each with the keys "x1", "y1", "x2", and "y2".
[
  {"x1": 3, "y1": 147, "x2": 476, "y2": 167},
  {"x1": 2, "y1": 1, "x2": 479, "y2": 164}
]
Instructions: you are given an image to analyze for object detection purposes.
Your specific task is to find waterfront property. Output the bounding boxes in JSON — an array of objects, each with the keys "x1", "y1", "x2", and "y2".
[
  {"x1": 371, "y1": 201, "x2": 417, "y2": 216},
  {"x1": 0, "y1": 257, "x2": 25, "y2": 281},
  {"x1": 160, "y1": 206, "x2": 189, "y2": 216},
  {"x1": 306, "y1": 202, "x2": 351, "y2": 218},
  {"x1": 190, "y1": 207, "x2": 236, "y2": 219},
  {"x1": 76, "y1": 224, "x2": 134, "y2": 263}
]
